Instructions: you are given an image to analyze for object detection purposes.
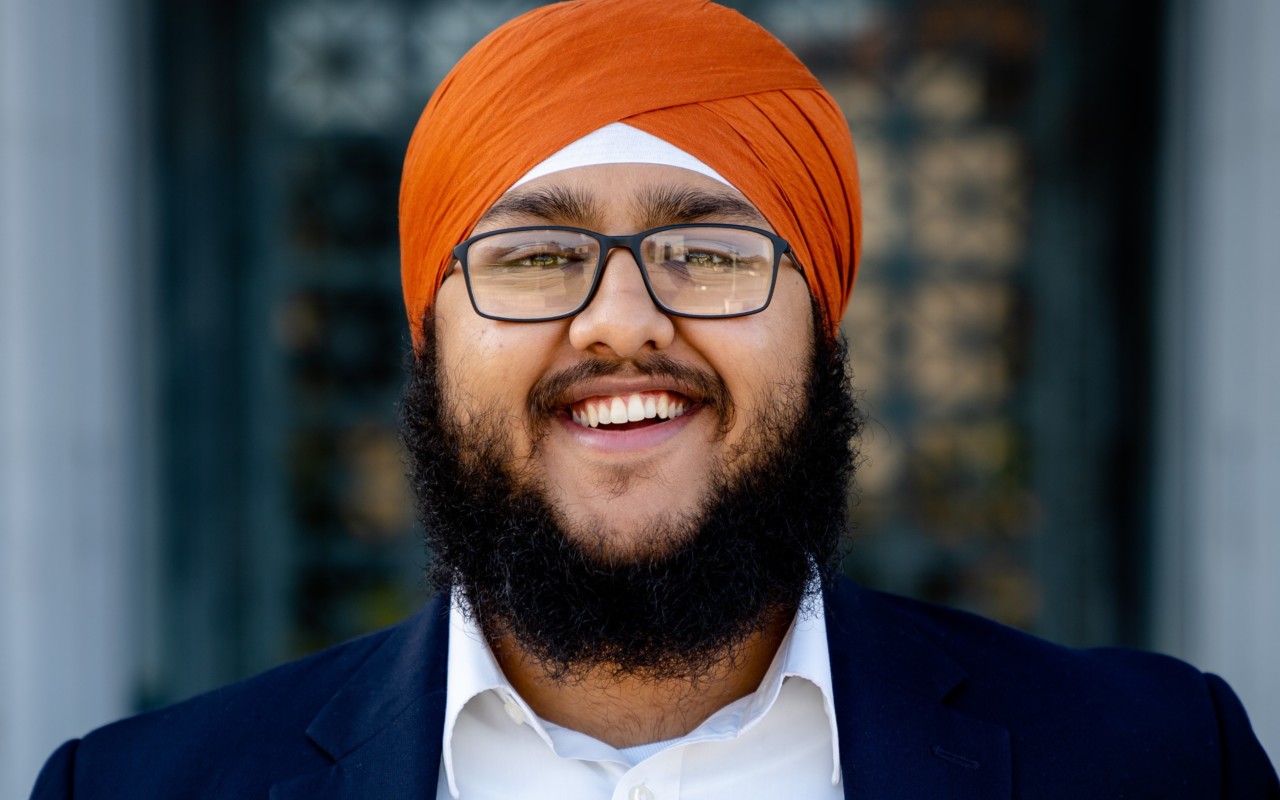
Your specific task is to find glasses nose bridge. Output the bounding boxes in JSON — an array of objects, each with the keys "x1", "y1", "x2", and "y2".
[
  {"x1": 595, "y1": 231, "x2": 649, "y2": 273},
  {"x1": 576, "y1": 231, "x2": 663, "y2": 318}
]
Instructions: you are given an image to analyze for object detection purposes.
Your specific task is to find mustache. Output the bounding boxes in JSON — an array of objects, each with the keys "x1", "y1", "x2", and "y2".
[{"x1": 527, "y1": 353, "x2": 734, "y2": 430}]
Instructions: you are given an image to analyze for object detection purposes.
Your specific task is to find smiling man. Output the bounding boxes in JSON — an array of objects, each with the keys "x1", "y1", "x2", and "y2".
[
  {"x1": 404, "y1": 155, "x2": 861, "y2": 791},
  {"x1": 30, "y1": 0, "x2": 1278, "y2": 798}
]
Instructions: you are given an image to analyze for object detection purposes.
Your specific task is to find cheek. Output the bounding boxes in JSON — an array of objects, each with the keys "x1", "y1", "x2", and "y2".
[
  {"x1": 434, "y1": 283, "x2": 509, "y2": 422},
  {"x1": 690, "y1": 278, "x2": 815, "y2": 411},
  {"x1": 760, "y1": 273, "x2": 819, "y2": 381},
  {"x1": 433, "y1": 280, "x2": 563, "y2": 421}
]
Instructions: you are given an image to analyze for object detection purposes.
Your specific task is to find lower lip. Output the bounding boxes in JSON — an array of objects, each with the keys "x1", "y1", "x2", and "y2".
[{"x1": 557, "y1": 406, "x2": 700, "y2": 453}]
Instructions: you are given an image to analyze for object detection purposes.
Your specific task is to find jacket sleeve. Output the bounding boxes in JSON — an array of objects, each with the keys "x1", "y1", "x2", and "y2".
[
  {"x1": 29, "y1": 739, "x2": 79, "y2": 800},
  {"x1": 1205, "y1": 674, "x2": 1280, "y2": 798}
]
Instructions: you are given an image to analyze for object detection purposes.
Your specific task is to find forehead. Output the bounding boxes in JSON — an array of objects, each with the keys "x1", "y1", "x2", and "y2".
[{"x1": 472, "y1": 164, "x2": 772, "y2": 234}]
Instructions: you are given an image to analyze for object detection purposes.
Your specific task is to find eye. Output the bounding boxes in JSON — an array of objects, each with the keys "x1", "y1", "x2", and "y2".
[
  {"x1": 668, "y1": 242, "x2": 753, "y2": 274},
  {"x1": 682, "y1": 249, "x2": 736, "y2": 268},
  {"x1": 515, "y1": 251, "x2": 570, "y2": 268},
  {"x1": 494, "y1": 246, "x2": 583, "y2": 272}
]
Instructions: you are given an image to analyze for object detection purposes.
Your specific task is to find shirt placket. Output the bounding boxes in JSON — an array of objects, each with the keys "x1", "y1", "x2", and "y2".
[{"x1": 611, "y1": 745, "x2": 684, "y2": 800}]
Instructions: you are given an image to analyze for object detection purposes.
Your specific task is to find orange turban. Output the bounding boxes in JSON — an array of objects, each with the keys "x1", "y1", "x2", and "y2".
[{"x1": 400, "y1": 0, "x2": 860, "y2": 344}]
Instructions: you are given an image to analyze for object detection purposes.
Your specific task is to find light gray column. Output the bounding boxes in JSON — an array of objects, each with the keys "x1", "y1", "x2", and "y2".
[
  {"x1": 1156, "y1": 0, "x2": 1280, "y2": 760},
  {"x1": 0, "y1": 0, "x2": 146, "y2": 794}
]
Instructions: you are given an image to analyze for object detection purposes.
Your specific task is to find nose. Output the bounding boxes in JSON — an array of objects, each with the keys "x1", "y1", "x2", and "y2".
[{"x1": 568, "y1": 247, "x2": 675, "y2": 358}]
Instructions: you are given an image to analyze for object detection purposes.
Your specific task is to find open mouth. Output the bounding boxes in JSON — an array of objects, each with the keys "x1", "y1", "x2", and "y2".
[{"x1": 568, "y1": 390, "x2": 691, "y2": 431}]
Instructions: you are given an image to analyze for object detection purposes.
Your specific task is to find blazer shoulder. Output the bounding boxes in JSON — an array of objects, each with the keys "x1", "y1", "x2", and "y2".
[
  {"x1": 48, "y1": 596, "x2": 450, "y2": 799},
  {"x1": 30, "y1": 739, "x2": 78, "y2": 800},
  {"x1": 850, "y1": 582, "x2": 1207, "y2": 691},
  {"x1": 828, "y1": 580, "x2": 1278, "y2": 796}
]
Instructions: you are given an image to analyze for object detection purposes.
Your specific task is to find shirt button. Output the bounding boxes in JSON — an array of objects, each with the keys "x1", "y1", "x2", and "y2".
[
  {"x1": 628, "y1": 784, "x2": 655, "y2": 800},
  {"x1": 502, "y1": 696, "x2": 527, "y2": 725}
]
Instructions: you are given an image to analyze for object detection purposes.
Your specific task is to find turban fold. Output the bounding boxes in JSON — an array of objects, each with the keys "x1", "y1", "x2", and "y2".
[{"x1": 400, "y1": 0, "x2": 861, "y2": 344}]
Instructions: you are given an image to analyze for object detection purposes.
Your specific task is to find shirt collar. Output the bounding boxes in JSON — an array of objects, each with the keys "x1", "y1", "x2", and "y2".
[
  {"x1": 745, "y1": 590, "x2": 841, "y2": 784},
  {"x1": 440, "y1": 589, "x2": 841, "y2": 797},
  {"x1": 440, "y1": 596, "x2": 519, "y2": 800}
]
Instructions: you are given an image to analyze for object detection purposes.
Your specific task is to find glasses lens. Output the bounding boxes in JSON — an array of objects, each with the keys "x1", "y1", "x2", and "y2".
[
  {"x1": 641, "y1": 227, "x2": 776, "y2": 316},
  {"x1": 464, "y1": 229, "x2": 599, "y2": 319}
]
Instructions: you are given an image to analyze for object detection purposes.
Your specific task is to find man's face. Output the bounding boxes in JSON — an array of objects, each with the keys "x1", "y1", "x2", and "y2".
[
  {"x1": 405, "y1": 163, "x2": 860, "y2": 677},
  {"x1": 431, "y1": 164, "x2": 817, "y2": 556}
]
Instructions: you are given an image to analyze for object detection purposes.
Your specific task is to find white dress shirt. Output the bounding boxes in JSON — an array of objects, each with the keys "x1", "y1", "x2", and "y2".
[{"x1": 437, "y1": 593, "x2": 842, "y2": 800}]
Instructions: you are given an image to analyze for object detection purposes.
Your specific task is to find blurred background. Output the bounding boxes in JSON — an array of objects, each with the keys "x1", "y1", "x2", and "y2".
[{"x1": 3, "y1": 0, "x2": 1278, "y2": 793}]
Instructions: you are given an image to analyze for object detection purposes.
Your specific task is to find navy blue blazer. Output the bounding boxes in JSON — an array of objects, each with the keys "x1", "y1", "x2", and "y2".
[{"x1": 32, "y1": 579, "x2": 1279, "y2": 798}]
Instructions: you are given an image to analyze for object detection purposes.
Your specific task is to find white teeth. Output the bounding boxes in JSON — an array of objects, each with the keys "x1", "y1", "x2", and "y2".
[
  {"x1": 627, "y1": 394, "x2": 645, "y2": 422},
  {"x1": 572, "y1": 392, "x2": 689, "y2": 427}
]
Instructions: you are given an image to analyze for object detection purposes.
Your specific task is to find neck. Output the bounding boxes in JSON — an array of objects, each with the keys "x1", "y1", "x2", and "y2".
[{"x1": 489, "y1": 611, "x2": 793, "y2": 748}]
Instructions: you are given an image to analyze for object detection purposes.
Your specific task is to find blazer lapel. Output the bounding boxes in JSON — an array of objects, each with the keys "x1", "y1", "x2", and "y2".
[
  {"x1": 826, "y1": 581, "x2": 1011, "y2": 800},
  {"x1": 271, "y1": 593, "x2": 452, "y2": 800}
]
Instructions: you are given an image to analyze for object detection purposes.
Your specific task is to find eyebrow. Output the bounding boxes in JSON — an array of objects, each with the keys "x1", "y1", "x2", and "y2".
[
  {"x1": 476, "y1": 186, "x2": 604, "y2": 228},
  {"x1": 475, "y1": 183, "x2": 769, "y2": 230},
  {"x1": 632, "y1": 185, "x2": 768, "y2": 229}
]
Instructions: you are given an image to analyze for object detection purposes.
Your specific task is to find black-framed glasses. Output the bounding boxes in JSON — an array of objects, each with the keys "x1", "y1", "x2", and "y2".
[{"x1": 450, "y1": 223, "x2": 797, "y2": 322}]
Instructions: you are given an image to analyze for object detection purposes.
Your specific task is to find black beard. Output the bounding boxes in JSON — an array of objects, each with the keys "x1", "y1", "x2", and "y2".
[{"x1": 400, "y1": 304, "x2": 863, "y2": 683}]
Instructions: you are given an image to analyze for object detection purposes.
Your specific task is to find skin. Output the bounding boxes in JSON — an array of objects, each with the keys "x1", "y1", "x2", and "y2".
[{"x1": 432, "y1": 163, "x2": 817, "y2": 745}]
